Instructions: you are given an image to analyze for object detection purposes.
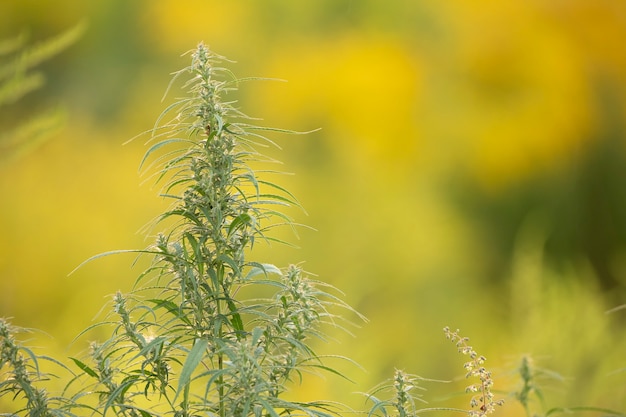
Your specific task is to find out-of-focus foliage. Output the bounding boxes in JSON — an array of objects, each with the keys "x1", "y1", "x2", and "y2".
[
  {"x1": 0, "y1": 22, "x2": 84, "y2": 166},
  {"x1": 1, "y1": 1, "x2": 626, "y2": 415}
]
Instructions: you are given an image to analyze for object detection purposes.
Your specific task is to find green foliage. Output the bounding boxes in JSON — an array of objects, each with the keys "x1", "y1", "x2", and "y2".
[
  {"x1": 511, "y1": 356, "x2": 624, "y2": 417},
  {"x1": 0, "y1": 41, "x2": 623, "y2": 417},
  {"x1": 0, "y1": 319, "x2": 50, "y2": 415},
  {"x1": 59, "y1": 43, "x2": 358, "y2": 416},
  {"x1": 363, "y1": 370, "x2": 430, "y2": 417},
  {"x1": 0, "y1": 318, "x2": 74, "y2": 416},
  {"x1": 0, "y1": 22, "x2": 85, "y2": 166}
]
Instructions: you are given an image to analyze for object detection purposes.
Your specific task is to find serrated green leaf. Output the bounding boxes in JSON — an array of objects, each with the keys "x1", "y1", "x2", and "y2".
[
  {"x1": 217, "y1": 254, "x2": 240, "y2": 276},
  {"x1": 257, "y1": 398, "x2": 281, "y2": 417},
  {"x1": 227, "y1": 212, "x2": 252, "y2": 237},
  {"x1": 174, "y1": 338, "x2": 209, "y2": 401},
  {"x1": 139, "y1": 138, "x2": 190, "y2": 171},
  {"x1": 244, "y1": 262, "x2": 281, "y2": 280},
  {"x1": 226, "y1": 299, "x2": 244, "y2": 333},
  {"x1": 69, "y1": 357, "x2": 99, "y2": 379},
  {"x1": 147, "y1": 298, "x2": 191, "y2": 326},
  {"x1": 103, "y1": 377, "x2": 137, "y2": 416},
  {"x1": 131, "y1": 336, "x2": 166, "y2": 361},
  {"x1": 19, "y1": 346, "x2": 40, "y2": 376}
]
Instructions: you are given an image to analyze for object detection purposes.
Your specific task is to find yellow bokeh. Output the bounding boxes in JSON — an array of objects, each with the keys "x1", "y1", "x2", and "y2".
[
  {"x1": 247, "y1": 33, "x2": 424, "y2": 167},
  {"x1": 431, "y1": 1, "x2": 599, "y2": 189},
  {"x1": 140, "y1": 0, "x2": 253, "y2": 54},
  {"x1": 2, "y1": 1, "x2": 626, "y2": 414}
]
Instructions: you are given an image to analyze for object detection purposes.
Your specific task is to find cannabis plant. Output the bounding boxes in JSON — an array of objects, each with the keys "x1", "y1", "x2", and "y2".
[
  {"x1": 0, "y1": 41, "x2": 510, "y2": 417},
  {"x1": 0, "y1": 42, "x2": 354, "y2": 416},
  {"x1": 60, "y1": 43, "x2": 356, "y2": 416},
  {"x1": 5, "y1": 40, "x2": 594, "y2": 417}
]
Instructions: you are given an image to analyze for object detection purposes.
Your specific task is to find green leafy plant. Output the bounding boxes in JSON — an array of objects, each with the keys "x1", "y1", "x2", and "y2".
[
  {"x1": 364, "y1": 369, "x2": 430, "y2": 417},
  {"x1": 0, "y1": 319, "x2": 62, "y2": 416},
  {"x1": 0, "y1": 42, "x2": 364, "y2": 417},
  {"x1": 512, "y1": 355, "x2": 623, "y2": 417},
  {"x1": 0, "y1": 41, "x2": 622, "y2": 417},
  {"x1": 60, "y1": 43, "x2": 365, "y2": 417}
]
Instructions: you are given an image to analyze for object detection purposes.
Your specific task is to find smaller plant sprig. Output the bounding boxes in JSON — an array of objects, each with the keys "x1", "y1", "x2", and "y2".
[
  {"x1": 0, "y1": 318, "x2": 50, "y2": 415},
  {"x1": 364, "y1": 369, "x2": 428, "y2": 417},
  {"x1": 515, "y1": 355, "x2": 552, "y2": 417},
  {"x1": 513, "y1": 355, "x2": 625, "y2": 417},
  {"x1": 0, "y1": 318, "x2": 74, "y2": 416},
  {"x1": 444, "y1": 327, "x2": 504, "y2": 417}
]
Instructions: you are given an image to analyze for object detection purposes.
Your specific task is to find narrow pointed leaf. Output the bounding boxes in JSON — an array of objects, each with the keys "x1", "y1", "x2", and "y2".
[
  {"x1": 68, "y1": 249, "x2": 154, "y2": 276},
  {"x1": 174, "y1": 338, "x2": 209, "y2": 401},
  {"x1": 69, "y1": 357, "x2": 99, "y2": 379},
  {"x1": 227, "y1": 212, "x2": 252, "y2": 237},
  {"x1": 226, "y1": 299, "x2": 244, "y2": 332}
]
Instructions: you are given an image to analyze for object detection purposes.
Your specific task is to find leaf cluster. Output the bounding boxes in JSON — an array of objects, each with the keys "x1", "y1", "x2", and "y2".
[
  {"x1": 50, "y1": 43, "x2": 358, "y2": 417},
  {"x1": 1, "y1": 41, "x2": 623, "y2": 417}
]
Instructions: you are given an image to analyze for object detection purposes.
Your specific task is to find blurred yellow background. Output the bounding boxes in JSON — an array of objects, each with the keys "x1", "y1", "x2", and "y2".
[{"x1": 1, "y1": 1, "x2": 626, "y2": 415}]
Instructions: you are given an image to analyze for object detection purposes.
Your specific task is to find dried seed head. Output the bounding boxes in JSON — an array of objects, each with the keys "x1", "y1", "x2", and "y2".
[{"x1": 444, "y1": 327, "x2": 504, "y2": 416}]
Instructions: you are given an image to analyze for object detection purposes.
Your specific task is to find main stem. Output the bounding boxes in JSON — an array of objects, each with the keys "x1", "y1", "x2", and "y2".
[{"x1": 217, "y1": 281, "x2": 225, "y2": 417}]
